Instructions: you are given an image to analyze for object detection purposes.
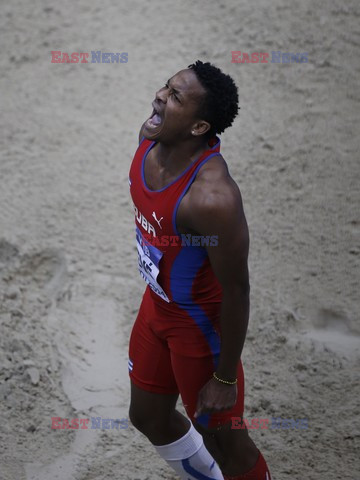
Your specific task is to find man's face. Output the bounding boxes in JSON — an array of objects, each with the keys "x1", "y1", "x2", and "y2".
[{"x1": 143, "y1": 68, "x2": 209, "y2": 143}]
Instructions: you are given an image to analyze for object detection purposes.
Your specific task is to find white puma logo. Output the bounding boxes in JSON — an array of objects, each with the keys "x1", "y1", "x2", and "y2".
[{"x1": 152, "y1": 211, "x2": 163, "y2": 229}]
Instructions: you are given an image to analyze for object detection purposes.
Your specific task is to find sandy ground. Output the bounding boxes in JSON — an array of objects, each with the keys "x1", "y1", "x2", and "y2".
[{"x1": 0, "y1": 0, "x2": 360, "y2": 479}]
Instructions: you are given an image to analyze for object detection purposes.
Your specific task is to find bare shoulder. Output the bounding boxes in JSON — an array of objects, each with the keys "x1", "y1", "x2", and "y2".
[
  {"x1": 178, "y1": 154, "x2": 245, "y2": 233},
  {"x1": 188, "y1": 154, "x2": 243, "y2": 214}
]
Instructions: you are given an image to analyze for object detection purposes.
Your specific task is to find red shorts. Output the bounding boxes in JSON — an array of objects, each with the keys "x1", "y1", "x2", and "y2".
[{"x1": 128, "y1": 287, "x2": 244, "y2": 429}]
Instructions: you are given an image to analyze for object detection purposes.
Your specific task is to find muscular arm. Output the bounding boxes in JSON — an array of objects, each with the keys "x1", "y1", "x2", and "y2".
[
  {"x1": 178, "y1": 158, "x2": 250, "y2": 414},
  {"x1": 205, "y1": 193, "x2": 250, "y2": 382}
]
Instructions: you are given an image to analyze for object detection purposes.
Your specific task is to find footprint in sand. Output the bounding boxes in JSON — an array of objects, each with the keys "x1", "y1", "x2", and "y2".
[
  {"x1": 0, "y1": 239, "x2": 20, "y2": 271},
  {"x1": 0, "y1": 241, "x2": 68, "y2": 307},
  {"x1": 15, "y1": 249, "x2": 67, "y2": 300},
  {"x1": 305, "y1": 307, "x2": 360, "y2": 355}
]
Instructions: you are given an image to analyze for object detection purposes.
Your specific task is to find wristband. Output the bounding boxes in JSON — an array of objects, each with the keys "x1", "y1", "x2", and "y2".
[{"x1": 213, "y1": 372, "x2": 237, "y2": 385}]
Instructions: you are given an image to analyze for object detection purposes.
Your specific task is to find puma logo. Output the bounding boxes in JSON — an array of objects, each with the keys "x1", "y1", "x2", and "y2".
[{"x1": 152, "y1": 211, "x2": 163, "y2": 229}]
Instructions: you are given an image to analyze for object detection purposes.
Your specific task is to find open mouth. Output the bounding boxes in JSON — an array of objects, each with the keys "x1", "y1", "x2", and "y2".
[{"x1": 145, "y1": 103, "x2": 163, "y2": 129}]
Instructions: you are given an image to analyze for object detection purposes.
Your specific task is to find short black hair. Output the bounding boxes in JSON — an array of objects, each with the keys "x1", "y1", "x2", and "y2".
[{"x1": 188, "y1": 60, "x2": 239, "y2": 137}]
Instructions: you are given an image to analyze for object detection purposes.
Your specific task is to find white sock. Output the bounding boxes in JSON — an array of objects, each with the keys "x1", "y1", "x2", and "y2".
[{"x1": 154, "y1": 423, "x2": 224, "y2": 479}]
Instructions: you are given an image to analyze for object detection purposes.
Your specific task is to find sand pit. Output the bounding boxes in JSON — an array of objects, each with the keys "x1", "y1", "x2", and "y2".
[{"x1": 1, "y1": 0, "x2": 359, "y2": 478}]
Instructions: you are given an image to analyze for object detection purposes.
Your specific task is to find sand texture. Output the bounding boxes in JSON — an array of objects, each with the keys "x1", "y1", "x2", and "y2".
[{"x1": 0, "y1": 0, "x2": 359, "y2": 478}]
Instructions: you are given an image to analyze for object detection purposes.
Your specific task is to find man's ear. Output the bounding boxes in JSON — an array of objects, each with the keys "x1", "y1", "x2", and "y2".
[{"x1": 191, "y1": 120, "x2": 211, "y2": 136}]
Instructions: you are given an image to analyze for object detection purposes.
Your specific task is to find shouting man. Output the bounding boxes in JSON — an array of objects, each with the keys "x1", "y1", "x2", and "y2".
[{"x1": 128, "y1": 60, "x2": 271, "y2": 480}]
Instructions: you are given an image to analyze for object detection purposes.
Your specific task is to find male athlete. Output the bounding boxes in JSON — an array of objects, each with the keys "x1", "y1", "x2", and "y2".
[{"x1": 128, "y1": 61, "x2": 271, "y2": 480}]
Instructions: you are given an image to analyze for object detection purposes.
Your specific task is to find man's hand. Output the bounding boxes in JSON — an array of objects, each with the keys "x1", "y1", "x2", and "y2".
[{"x1": 194, "y1": 377, "x2": 237, "y2": 418}]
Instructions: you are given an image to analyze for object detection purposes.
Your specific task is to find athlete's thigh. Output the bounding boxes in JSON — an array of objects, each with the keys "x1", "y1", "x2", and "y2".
[
  {"x1": 128, "y1": 288, "x2": 179, "y2": 397},
  {"x1": 129, "y1": 380, "x2": 179, "y2": 424}
]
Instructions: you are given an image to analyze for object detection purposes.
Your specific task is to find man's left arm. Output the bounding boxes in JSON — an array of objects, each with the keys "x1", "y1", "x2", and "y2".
[{"x1": 189, "y1": 178, "x2": 250, "y2": 417}]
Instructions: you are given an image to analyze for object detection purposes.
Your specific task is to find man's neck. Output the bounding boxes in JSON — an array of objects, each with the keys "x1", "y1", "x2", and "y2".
[{"x1": 154, "y1": 137, "x2": 211, "y2": 175}]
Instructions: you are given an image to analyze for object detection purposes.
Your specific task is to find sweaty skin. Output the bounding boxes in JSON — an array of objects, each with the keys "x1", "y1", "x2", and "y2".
[{"x1": 132, "y1": 68, "x2": 258, "y2": 475}]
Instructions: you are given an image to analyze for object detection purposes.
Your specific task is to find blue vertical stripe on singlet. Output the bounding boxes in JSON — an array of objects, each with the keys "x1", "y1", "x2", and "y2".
[
  {"x1": 170, "y1": 150, "x2": 222, "y2": 361},
  {"x1": 169, "y1": 246, "x2": 221, "y2": 361}
]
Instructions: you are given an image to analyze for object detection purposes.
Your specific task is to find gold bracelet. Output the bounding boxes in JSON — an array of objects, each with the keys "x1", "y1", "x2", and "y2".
[{"x1": 213, "y1": 372, "x2": 237, "y2": 385}]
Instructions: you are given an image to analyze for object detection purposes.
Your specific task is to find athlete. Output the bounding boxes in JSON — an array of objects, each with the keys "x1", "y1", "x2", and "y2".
[{"x1": 128, "y1": 61, "x2": 271, "y2": 480}]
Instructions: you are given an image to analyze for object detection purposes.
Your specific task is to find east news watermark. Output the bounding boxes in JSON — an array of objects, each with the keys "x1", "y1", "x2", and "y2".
[
  {"x1": 231, "y1": 417, "x2": 309, "y2": 430},
  {"x1": 141, "y1": 234, "x2": 219, "y2": 247},
  {"x1": 51, "y1": 51, "x2": 128, "y2": 63},
  {"x1": 231, "y1": 51, "x2": 308, "y2": 64},
  {"x1": 51, "y1": 417, "x2": 129, "y2": 429},
  {"x1": 51, "y1": 416, "x2": 308, "y2": 430}
]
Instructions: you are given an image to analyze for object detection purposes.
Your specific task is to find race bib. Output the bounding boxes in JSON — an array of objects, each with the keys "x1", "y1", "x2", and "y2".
[{"x1": 136, "y1": 227, "x2": 170, "y2": 302}]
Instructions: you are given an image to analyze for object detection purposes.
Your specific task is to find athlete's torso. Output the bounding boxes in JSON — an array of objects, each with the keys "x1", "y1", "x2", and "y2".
[{"x1": 129, "y1": 136, "x2": 223, "y2": 306}]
